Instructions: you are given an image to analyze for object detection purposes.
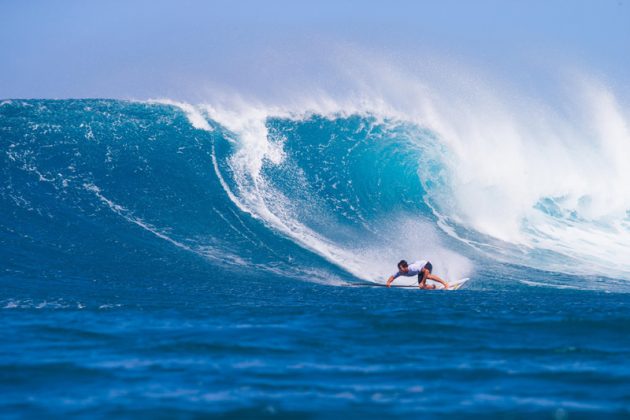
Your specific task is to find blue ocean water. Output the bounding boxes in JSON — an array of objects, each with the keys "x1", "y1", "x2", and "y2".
[{"x1": 1, "y1": 100, "x2": 629, "y2": 417}]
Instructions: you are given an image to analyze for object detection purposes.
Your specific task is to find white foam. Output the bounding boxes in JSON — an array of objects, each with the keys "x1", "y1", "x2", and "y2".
[{"x1": 84, "y1": 183, "x2": 194, "y2": 251}]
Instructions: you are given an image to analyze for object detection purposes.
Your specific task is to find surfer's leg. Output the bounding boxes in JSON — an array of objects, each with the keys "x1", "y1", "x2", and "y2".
[
  {"x1": 418, "y1": 270, "x2": 428, "y2": 287},
  {"x1": 426, "y1": 273, "x2": 449, "y2": 289}
]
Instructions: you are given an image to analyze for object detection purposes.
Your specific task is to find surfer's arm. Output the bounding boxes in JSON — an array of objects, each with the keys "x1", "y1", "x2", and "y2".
[{"x1": 386, "y1": 275, "x2": 396, "y2": 287}]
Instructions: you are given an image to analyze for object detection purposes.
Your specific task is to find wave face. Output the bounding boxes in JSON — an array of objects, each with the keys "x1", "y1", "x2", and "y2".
[{"x1": 1, "y1": 99, "x2": 629, "y2": 286}]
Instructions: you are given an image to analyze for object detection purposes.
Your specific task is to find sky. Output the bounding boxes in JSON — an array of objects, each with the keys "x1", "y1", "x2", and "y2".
[{"x1": 1, "y1": 0, "x2": 629, "y2": 100}]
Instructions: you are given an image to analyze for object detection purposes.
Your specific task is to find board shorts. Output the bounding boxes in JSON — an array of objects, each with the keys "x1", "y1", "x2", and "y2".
[{"x1": 417, "y1": 261, "x2": 433, "y2": 283}]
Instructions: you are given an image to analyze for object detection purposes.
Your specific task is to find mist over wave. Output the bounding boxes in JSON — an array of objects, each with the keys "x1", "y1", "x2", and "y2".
[{"x1": 160, "y1": 58, "x2": 630, "y2": 281}]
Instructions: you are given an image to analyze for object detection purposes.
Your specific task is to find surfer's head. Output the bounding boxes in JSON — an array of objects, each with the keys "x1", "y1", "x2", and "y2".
[{"x1": 397, "y1": 260, "x2": 409, "y2": 273}]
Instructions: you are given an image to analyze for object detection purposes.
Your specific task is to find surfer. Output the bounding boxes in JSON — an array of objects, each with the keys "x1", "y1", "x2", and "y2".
[{"x1": 386, "y1": 260, "x2": 449, "y2": 289}]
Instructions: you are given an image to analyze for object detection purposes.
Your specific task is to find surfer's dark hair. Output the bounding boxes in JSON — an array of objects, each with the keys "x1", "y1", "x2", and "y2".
[{"x1": 397, "y1": 260, "x2": 408, "y2": 269}]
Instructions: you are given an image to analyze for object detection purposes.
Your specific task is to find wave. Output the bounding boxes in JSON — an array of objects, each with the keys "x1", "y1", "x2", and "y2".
[{"x1": 1, "y1": 97, "x2": 629, "y2": 286}]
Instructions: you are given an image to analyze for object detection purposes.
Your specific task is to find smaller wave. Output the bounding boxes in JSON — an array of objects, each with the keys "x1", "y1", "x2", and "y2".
[
  {"x1": 2, "y1": 299, "x2": 87, "y2": 310},
  {"x1": 518, "y1": 280, "x2": 581, "y2": 290}
]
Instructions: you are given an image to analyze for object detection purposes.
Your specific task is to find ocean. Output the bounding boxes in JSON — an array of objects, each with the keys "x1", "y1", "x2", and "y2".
[{"x1": 1, "y1": 99, "x2": 629, "y2": 417}]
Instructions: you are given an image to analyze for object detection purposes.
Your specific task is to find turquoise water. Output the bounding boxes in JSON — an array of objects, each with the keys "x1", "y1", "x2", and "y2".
[{"x1": 1, "y1": 100, "x2": 629, "y2": 417}]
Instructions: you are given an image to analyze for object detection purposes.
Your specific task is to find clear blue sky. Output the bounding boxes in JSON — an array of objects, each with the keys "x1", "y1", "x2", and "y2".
[{"x1": 1, "y1": 0, "x2": 629, "y2": 100}]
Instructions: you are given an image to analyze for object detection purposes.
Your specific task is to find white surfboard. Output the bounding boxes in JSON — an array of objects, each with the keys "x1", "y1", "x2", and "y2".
[
  {"x1": 352, "y1": 277, "x2": 471, "y2": 290},
  {"x1": 437, "y1": 277, "x2": 470, "y2": 290},
  {"x1": 387, "y1": 275, "x2": 470, "y2": 290}
]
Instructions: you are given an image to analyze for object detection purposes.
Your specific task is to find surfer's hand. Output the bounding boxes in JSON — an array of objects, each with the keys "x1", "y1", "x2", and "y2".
[{"x1": 444, "y1": 283, "x2": 450, "y2": 290}]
